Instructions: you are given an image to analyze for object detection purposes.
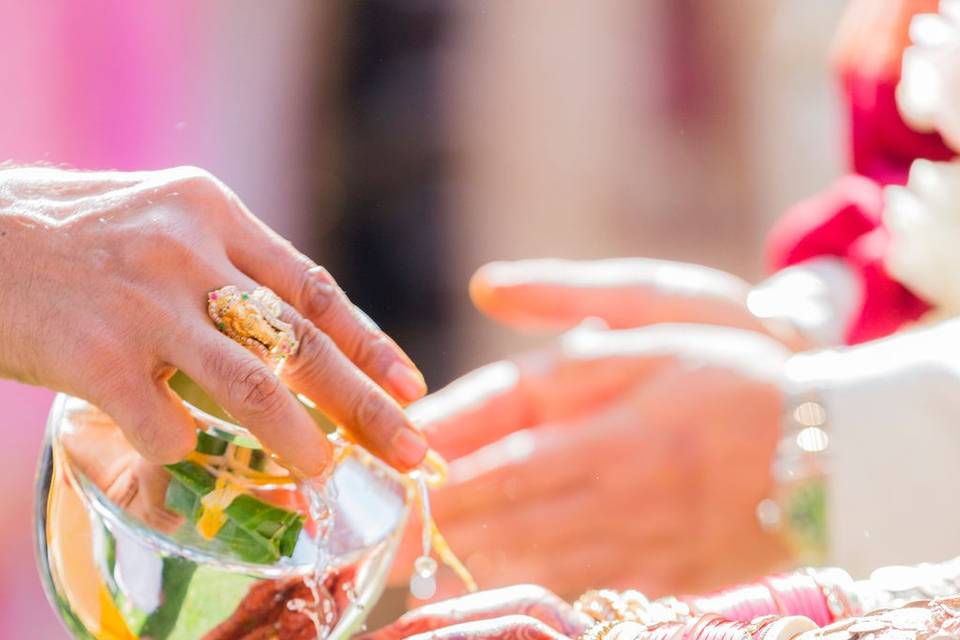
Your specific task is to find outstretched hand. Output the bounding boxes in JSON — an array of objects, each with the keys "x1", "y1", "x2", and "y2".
[
  {"x1": 0, "y1": 166, "x2": 428, "y2": 476},
  {"x1": 397, "y1": 323, "x2": 790, "y2": 599}
]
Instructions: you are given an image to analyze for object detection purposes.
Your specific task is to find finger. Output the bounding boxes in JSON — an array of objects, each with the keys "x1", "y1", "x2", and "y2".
[
  {"x1": 366, "y1": 586, "x2": 585, "y2": 640},
  {"x1": 408, "y1": 360, "x2": 534, "y2": 460},
  {"x1": 413, "y1": 327, "x2": 679, "y2": 460},
  {"x1": 470, "y1": 258, "x2": 759, "y2": 332},
  {"x1": 435, "y1": 488, "x2": 630, "y2": 560},
  {"x1": 280, "y1": 306, "x2": 428, "y2": 471},
  {"x1": 97, "y1": 374, "x2": 198, "y2": 465},
  {"x1": 429, "y1": 427, "x2": 589, "y2": 521},
  {"x1": 429, "y1": 396, "x2": 687, "y2": 555},
  {"x1": 130, "y1": 458, "x2": 184, "y2": 534},
  {"x1": 435, "y1": 540, "x2": 641, "y2": 603},
  {"x1": 367, "y1": 614, "x2": 572, "y2": 640},
  {"x1": 172, "y1": 330, "x2": 333, "y2": 476},
  {"x1": 225, "y1": 210, "x2": 426, "y2": 405}
]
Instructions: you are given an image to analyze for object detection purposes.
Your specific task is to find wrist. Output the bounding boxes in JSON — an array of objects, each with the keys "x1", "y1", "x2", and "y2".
[
  {"x1": 0, "y1": 210, "x2": 46, "y2": 384},
  {"x1": 786, "y1": 323, "x2": 960, "y2": 574}
]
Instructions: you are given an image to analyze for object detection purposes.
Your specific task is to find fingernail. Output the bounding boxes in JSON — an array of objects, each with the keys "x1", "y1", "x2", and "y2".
[
  {"x1": 386, "y1": 360, "x2": 428, "y2": 403},
  {"x1": 392, "y1": 427, "x2": 428, "y2": 469}
]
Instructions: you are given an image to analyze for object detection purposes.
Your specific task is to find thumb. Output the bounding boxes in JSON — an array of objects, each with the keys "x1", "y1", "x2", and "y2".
[
  {"x1": 97, "y1": 376, "x2": 198, "y2": 465},
  {"x1": 470, "y1": 258, "x2": 762, "y2": 333}
]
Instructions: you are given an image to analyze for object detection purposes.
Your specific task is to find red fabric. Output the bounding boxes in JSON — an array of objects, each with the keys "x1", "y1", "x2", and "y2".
[
  {"x1": 764, "y1": 65, "x2": 953, "y2": 344},
  {"x1": 766, "y1": 174, "x2": 931, "y2": 344},
  {"x1": 842, "y1": 71, "x2": 955, "y2": 184}
]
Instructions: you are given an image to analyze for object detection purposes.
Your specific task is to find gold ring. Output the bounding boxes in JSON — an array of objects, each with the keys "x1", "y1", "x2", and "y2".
[{"x1": 208, "y1": 285, "x2": 298, "y2": 364}]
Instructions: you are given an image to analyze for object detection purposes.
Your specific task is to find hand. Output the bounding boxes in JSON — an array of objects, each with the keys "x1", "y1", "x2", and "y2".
[
  {"x1": 363, "y1": 585, "x2": 586, "y2": 640},
  {"x1": 0, "y1": 166, "x2": 428, "y2": 475},
  {"x1": 398, "y1": 324, "x2": 790, "y2": 599},
  {"x1": 469, "y1": 258, "x2": 808, "y2": 349},
  {"x1": 61, "y1": 405, "x2": 183, "y2": 534}
]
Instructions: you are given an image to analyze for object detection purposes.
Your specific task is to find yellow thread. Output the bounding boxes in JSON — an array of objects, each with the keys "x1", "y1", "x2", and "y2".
[
  {"x1": 197, "y1": 475, "x2": 242, "y2": 540},
  {"x1": 334, "y1": 443, "x2": 354, "y2": 466},
  {"x1": 96, "y1": 583, "x2": 137, "y2": 640},
  {"x1": 407, "y1": 449, "x2": 477, "y2": 593},
  {"x1": 421, "y1": 450, "x2": 448, "y2": 489},
  {"x1": 429, "y1": 520, "x2": 477, "y2": 592}
]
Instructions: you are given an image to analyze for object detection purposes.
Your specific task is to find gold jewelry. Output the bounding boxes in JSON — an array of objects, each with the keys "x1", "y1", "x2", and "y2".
[
  {"x1": 208, "y1": 285, "x2": 298, "y2": 364},
  {"x1": 576, "y1": 590, "x2": 636, "y2": 624},
  {"x1": 577, "y1": 620, "x2": 619, "y2": 640}
]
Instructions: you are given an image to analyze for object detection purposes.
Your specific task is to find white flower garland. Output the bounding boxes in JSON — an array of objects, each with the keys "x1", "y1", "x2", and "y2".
[
  {"x1": 885, "y1": 159, "x2": 960, "y2": 314},
  {"x1": 897, "y1": 0, "x2": 960, "y2": 152}
]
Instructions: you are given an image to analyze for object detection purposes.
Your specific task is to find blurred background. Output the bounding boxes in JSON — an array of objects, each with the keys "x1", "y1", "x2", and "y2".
[{"x1": 0, "y1": 1, "x2": 846, "y2": 636}]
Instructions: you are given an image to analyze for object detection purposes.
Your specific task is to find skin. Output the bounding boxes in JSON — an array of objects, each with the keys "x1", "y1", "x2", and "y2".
[
  {"x1": 394, "y1": 259, "x2": 793, "y2": 599},
  {"x1": 469, "y1": 257, "x2": 812, "y2": 349},
  {"x1": 0, "y1": 165, "x2": 429, "y2": 476},
  {"x1": 368, "y1": 586, "x2": 959, "y2": 640},
  {"x1": 362, "y1": 585, "x2": 587, "y2": 640}
]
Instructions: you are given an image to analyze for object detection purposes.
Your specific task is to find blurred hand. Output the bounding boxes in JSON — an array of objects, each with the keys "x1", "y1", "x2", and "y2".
[
  {"x1": 397, "y1": 324, "x2": 790, "y2": 599},
  {"x1": 363, "y1": 585, "x2": 586, "y2": 640},
  {"x1": 469, "y1": 258, "x2": 807, "y2": 349},
  {"x1": 0, "y1": 166, "x2": 428, "y2": 475}
]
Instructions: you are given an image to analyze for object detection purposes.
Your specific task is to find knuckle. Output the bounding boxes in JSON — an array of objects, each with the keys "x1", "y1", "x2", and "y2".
[
  {"x1": 163, "y1": 165, "x2": 222, "y2": 193},
  {"x1": 159, "y1": 166, "x2": 239, "y2": 214},
  {"x1": 122, "y1": 216, "x2": 200, "y2": 271},
  {"x1": 229, "y1": 361, "x2": 286, "y2": 419},
  {"x1": 349, "y1": 389, "x2": 390, "y2": 433},
  {"x1": 136, "y1": 417, "x2": 195, "y2": 464},
  {"x1": 299, "y1": 266, "x2": 337, "y2": 319},
  {"x1": 285, "y1": 320, "x2": 336, "y2": 380},
  {"x1": 352, "y1": 331, "x2": 391, "y2": 372}
]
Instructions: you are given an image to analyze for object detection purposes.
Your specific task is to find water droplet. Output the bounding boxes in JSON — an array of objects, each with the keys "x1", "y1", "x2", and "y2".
[
  {"x1": 414, "y1": 556, "x2": 438, "y2": 579},
  {"x1": 410, "y1": 572, "x2": 437, "y2": 600}
]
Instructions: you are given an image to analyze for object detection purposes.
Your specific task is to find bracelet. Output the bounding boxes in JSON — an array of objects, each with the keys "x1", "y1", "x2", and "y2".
[
  {"x1": 852, "y1": 556, "x2": 960, "y2": 612},
  {"x1": 796, "y1": 597, "x2": 960, "y2": 640},
  {"x1": 575, "y1": 567, "x2": 859, "y2": 632},
  {"x1": 575, "y1": 615, "x2": 818, "y2": 640}
]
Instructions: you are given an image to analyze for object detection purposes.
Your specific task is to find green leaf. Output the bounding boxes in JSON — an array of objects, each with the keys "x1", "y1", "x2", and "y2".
[
  {"x1": 137, "y1": 557, "x2": 197, "y2": 640},
  {"x1": 164, "y1": 461, "x2": 304, "y2": 565},
  {"x1": 195, "y1": 431, "x2": 228, "y2": 456}
]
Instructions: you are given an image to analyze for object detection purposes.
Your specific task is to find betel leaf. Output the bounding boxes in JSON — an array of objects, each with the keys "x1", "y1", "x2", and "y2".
[
  {"x1": 164, "y1": 461, "x2": 304, "y2": 565},
  {"x1": 195, "y1": 431, "x2": 228, "y2": 456},
  {"x1": 137, "y1": 557, "x2": 197, "y2": 640}
]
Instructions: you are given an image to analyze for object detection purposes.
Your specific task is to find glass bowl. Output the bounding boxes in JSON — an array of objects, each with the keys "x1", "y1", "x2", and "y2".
[{"x1": 35, "y1": 393, "x2": 410, "y2": 640}]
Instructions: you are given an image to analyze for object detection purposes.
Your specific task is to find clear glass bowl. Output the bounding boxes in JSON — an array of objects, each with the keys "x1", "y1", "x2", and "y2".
[{"x1": 35, "y1": 393, "x2": 410, "y2": 640}]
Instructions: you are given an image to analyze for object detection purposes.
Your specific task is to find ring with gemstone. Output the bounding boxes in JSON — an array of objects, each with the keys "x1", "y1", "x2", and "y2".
[{"x1": 207, "y1": 285, "x2": 298, "y2": 364}]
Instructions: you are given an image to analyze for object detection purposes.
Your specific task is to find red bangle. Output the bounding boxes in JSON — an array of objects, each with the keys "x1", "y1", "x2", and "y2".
[
  {"x1": 687, "y1": 613, "x2": 724, "y2": 640},
  {"x1": 760, "y1": 578, "x2": 789, "y2": 616}
]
